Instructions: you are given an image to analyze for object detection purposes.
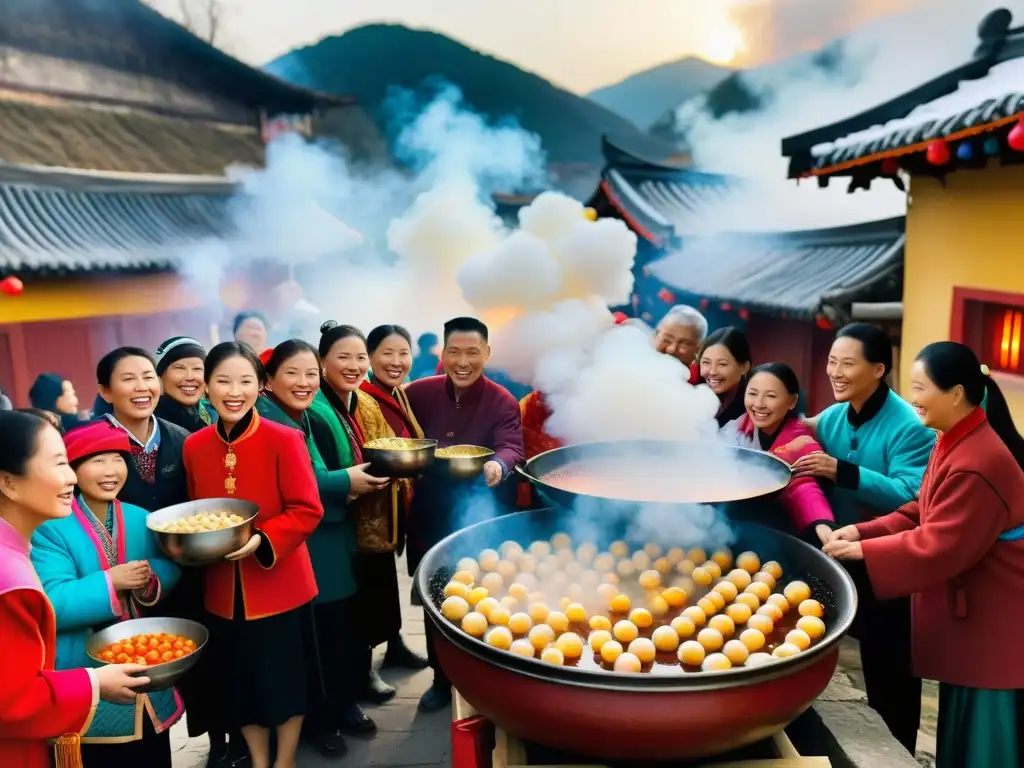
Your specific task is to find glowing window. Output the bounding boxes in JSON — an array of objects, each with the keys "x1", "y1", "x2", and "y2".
[{"x1": 978, "y1": 303, "x2": 1024, "y2": 375}]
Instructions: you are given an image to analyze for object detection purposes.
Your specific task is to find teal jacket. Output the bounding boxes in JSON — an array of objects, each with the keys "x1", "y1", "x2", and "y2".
[
  {"x1": 257, "y1": 393, "x2": 357, "y2": 602},
  {"x1": 30, "y1": 499, "x2": 182, "y2": 740},
  {"x1": 816, "y1": 389, "x2": 936, "y2": 526}
]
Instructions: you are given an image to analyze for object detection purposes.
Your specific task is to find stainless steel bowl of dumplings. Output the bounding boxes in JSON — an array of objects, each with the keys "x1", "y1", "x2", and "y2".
[
  {"x1": 435, "y1": 445, "x2": 496, "y2": 480},
  {"x1": 147, "y1": 498, "x2": 258, "y2": 567},
  {"x1": 363, "y1": 437, "x2": 439, "y2": 478}
]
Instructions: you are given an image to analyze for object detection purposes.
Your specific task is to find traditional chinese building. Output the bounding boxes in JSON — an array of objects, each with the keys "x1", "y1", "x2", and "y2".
[
  {"x1": 782, "y1": 8, "x2": 1024, "y2": 417},
  {"x1": 0, "y1": 0, "x2": 385, "y2": 406},
  {"x1": 586, "y1": 135, "x2": 906, "y2": 412}
]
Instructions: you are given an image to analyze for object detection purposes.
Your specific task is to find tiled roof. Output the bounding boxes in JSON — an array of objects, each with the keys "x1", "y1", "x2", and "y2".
[
  {"x1": 0, "y1": 164, "x2": 234, "y2": 274},
  {"x1": 0, "y1": 95, "x2": 265, "y2": 176},
  {"x1": 648, "y1": 217, "x2": 905, "y2": 318},
  {"x1": 805, "y1": 57, "x2": 1024, "y2": 174}
]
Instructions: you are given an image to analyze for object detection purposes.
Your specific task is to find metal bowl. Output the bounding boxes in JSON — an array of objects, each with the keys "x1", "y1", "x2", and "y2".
[
  {"x1": 147, "y1": 498, "x2": 258, "y2": 567},
  {"x1": 363, "y1": 438, "x2": 438, "y2": 478},
  {"x1": 416, "y1": 508, "x2": 856, "y2": 761},
  {"x1": 434, "y1": 445, "x2": 495, "y2": 480},
  {"x1": 518, "y1": 439, "x2": 793, "y2": 510},
  {"x1": 86, "y1": 617, "x2": 208, "y2": 694}
]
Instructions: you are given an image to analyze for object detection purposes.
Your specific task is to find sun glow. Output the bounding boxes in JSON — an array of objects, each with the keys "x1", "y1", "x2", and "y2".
[{"x1": 701, "y1": 21, "x2": 747, "y2": 65}]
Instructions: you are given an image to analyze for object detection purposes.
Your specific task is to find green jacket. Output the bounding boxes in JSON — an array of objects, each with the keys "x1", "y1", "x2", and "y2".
[{"x1": 256, "y1": 394, "x2": 357, "y2": 602}]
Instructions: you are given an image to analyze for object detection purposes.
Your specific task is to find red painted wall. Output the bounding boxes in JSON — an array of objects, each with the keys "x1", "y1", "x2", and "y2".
[{"x1": 745, "y1": 315, "x2": 835, "y2": 416}]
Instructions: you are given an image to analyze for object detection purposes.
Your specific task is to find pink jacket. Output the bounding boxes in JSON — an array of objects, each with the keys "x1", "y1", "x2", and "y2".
[{"x1": 736, "y1": 415, "x2": 835, "y2": 533}]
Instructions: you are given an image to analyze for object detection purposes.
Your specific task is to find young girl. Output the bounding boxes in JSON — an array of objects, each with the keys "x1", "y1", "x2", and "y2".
[
  {"x1": 0, "y1": 411, "x2": 149, "y2": 767},
  {"x1": 30, "y1": 421, "x2": 181, "y2": 767},
  {"x1": 184, "y1": 342, "x2": 322, "y2": 768},
  {"x1": 825, "y1": 341, "x2": 1024, "y2": 766}
]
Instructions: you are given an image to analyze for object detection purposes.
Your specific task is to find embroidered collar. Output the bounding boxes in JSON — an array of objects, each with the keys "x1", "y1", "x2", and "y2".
[
  {"x1": 935, "y1": 406, "x2": 985, "y2": 460},
  {"x1": 216, "y1": 408, "x2": 260, "y2": 445},
  {"x1": 846, "y1": 382, "x2": 889, "y2": 428},
  {"x1": 104, "y1": 413, "x2": 161, "y2": 452}
]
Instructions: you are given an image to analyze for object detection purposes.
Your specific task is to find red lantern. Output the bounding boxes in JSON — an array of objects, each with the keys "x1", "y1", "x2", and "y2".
[
  {"x1": 720, "y1": 302, "x2": 732, "y2": 312},
  {"x1": 815, "y1": 315, "x2": 832, "y2": 331},
  {"x1": 926, "y1": 139, "x2": 951, "y2": 166},
  {"x1": 1008, "y1": 119, "x2": 1024, "y2": 152},
  {"x1": 611, "y1": 311, "x2": 628, "y2": 325},
  {"x1": 0, "y1": 276, "x2": 24, "y2": 296},
  {"x1": 738, "y1": 308, "x2": 750, "y2": 321},
  {"x1": 657, "y1": 287, "x2": 676, "y2": 304},
  {"x1": 698, "y1": 298, "x2": 709, "y2": 311},
  {"x1": 880, "y1": 158, "x2": 899, "y2": 175}
]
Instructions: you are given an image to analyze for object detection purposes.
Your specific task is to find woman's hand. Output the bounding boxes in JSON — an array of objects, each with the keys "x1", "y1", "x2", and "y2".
[
  {"x1": 483, "y1": 460, "x2": 503, "y2": 488},
  {"x1": 814, "y1": 524, "x2": 833, "y2": 546},
  {"x1": 828, "y1": 525, "x2": 862, "y2": 544},
  {"x1": 791, "y1": 453, "x2": 838, "y2": 481},
  {"x1": 226, "y1": 534, "x2": 262, "y2": 561},
  {"x1": 96, "y1": 664, "x2": 150, "y2": 704},
  {"x1": 347, "y1": 463, "x2": 390, "y2": 496},
  {"x1": 109, "y1": 561, "x2": 151, "y2": 591},
  {"x1": 823, "y1": 539, "x2": 864, "y2": 561}
]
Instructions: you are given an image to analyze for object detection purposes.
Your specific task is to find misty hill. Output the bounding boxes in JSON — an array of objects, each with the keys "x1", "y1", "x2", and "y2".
[
  {"x1": 588, "y1": 57, "x2": 732, "y2": 128},
  {"x1": 264, "y1": 24, "x2": 680, "y2": 167}
]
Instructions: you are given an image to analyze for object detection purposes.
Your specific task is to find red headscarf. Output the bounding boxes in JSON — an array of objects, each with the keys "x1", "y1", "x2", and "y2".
[{"x1": 64, "y1": 421, "x2": 131, "y2": 465}]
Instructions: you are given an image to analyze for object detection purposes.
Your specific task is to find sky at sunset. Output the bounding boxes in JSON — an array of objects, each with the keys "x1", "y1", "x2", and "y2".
[{"x1": 148, "y1": 0, "x2": 925, "y2": 93}]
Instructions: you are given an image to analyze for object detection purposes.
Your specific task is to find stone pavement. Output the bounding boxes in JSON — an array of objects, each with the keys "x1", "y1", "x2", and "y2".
[{"x1": 170, "y1": 554, "x2": 451, "y2": 767}]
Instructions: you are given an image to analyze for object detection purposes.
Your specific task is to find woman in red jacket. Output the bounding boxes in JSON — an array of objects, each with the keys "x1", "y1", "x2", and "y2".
[
  {"x1": 183, "y1": 342, "x2": 323, "y2": 768},
  {"x1": 825, "y1": 341, "x2": 1024, "y2": 767}
]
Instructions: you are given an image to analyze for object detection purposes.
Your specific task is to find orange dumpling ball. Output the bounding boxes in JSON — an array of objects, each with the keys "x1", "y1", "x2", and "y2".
[
  {"x1": 708, "y1": 614, "x2": 736, "y2": 639},
  {"x1": 462, "y1": 612, "x2": 488, "y2": 638},
  {"x1": 649, "y1": 596, "x2": 669, "y2": 617},
  {"x1": 628, "y1": 637, "x2": 657, "y2": 664},
  {"x1": 734, "y1": 593, "x2": 761, "y2": 612},
  {"x1": 762, "y1": 560, "x2": 783, "y2": 580},
  {"x1": 702, "y1": 653, "x2": 732, "y2": 672},
  {"x1": 744, "y1": 581, "x2": 771, "y2": 602},
  {"x1": 528, "y1": 624, "x2": 555, "y2": 652},
  {"x1": 767, "y1": 593, "x2": 791, "y2": 614},
  {"x1": 691, "y1": 566, "x2": 713, "y2": 586},
  {"x1": 682, "y1": 606, "x2": 707, "y2": 627},
  {"x1": 456, "y1": 558, "x2": 480, "y2": 579},
  {"x1": 589, "y1": 615, "x2": 612, "y2": 631},
  {"x1": 541, "y1": 647, "x2": 565, "y2": 665},
  {"x1": 444, "y1": 581, "x2": 470, "y2": 599},
  {"x1": 559, "y1": 597, "x2": 573, "y2": 612},
  {"x1": 643, "y1": 542, "x2": 662, "y2": 558},
  {"x1": 736, "y1": 551, "x2": 761, "y2": 575},
  {"x1": 676, "y1": 559, "x2": 696, "y2": 576},
  {"x1": 631, "y1": 551, "x2": 651, "y2": 571},
  {"x1": 713, "y1": 580, "x2": 739, "y2": 602},
  {"x1": 798, "y1": 599, "x2": 825, "y2": 618},
  {"x1": 785, "y1": 629, "x2": 812, "y2": 651},
  {"x1": 486, "y1": 626, "x2": 514, "y2": 650},
  {"x1": 508, "y1": 582, "x2": 530, "y2": 602},
  {"x1": 546, "y1": 611, "x2": 570, "y2": 634},
  {"x1": 784, "y1": 581, "x2": 812, "y2": 606},
  {"x1": 489, "y1": 607, "x2": 511, "y2": 627},
  {"x1": 678, "y1": 640, "x2": 706, "y2": 667},
  {"x1": 596, "y1": 582, "x2": 618, "y2": 605},
  {"x1": 723, "y1": 639, "x2": 750, "y2": 665},
  {"x1": 670, "y1": 615, "x2": 696, "y2": 639},
  {"x1": 753, "y1": 571, "x2": 777, "y2": 590},
  {"x1": 467, "y1": 587, "x2": 489, "y2": 607},
  {"x1": 757, "y1": 603, "x2": 784, "y2": 623},
  {"x1": 600, "y1": 640, "x2": 624, "y2": 665},
  {"x1": 509, "y1": 639, "x2": 535, "y2": 657},
  {"x1": 452, "y1": 569, "x2": 476, "y2": 586},
  {"x1": 478, "y1": 549, "x2": 500, "y2": 572},
  {"x1": 528, "y1": 603, "x2": 550, "y2": 624},
  {"x1": 697, "y1": 627, "x2": 724, "y2": 652},
  {"x1": 551, "y1": 532, "x2": 572, "y2": 550},
  {"x1": 638, "y1": 569, "x2": 662, "y2": 589},
  {"x1": 629, "y1": 608, "x2": 653, "y2": 629},
  {"x1": 666, "y1": 547, "x2": 685, "y2": 564},
  {"x1": 746, "y1": 652, "x2": 774, "y2": 667},
  {"x1": 555, "y1": 633, "x2": 584, "y2": 659},
  {"x1": 614, "y1": 652, "x2": 642, "y2": 673},
  {"x1": 705, "y1": 590, "x2": 726, "y2": 612},
  {"x1": 687, "y1": 547, "x2": 707, "y2": 565},
  {"x1": 609, "y1": 540, "x2": 629, "y2": 558},
  {"x1": 662, "y1": 586, "x2": 687, "y2": 608},
  {"x1": 711, "y1": 549, "x2": 733, "y2": 571},
  {"x1": 726, "y1": 569, "x2": 752, "y2": 590},
  {"x1": 772, "y1": 643, "x2": 801, "y2": 659},
  {"x1": 609, "y1": 593, "x2": 631, "y2": 613},
  {"x1": 499, "y1": 596, "x2": 519, "y2": 611},
  {"x1": 652, "y1": 625, "x2": 680, "y2": 652},
  {"x1": 565, "y1": 561, "x2": 584, "y2": 579},
  {"x1": 576, "y1": 543, "x2": 597, "y2": 564},
  {"x1": 441, "y1": 596, "x2": 470, "y2": 622},
  {"x1": 739, "y1": 628, "x2": 766, "y2": 652},
  {"x1": 725, "y1": 602, "x2": 752, "y2": 626},
  {"x1": 616, "y1": 560, "x2": 637, "y2": 578},
  {"x1": 593, "y1": 553, "x2": 615, "y2": 572},
  {"x1": 508, "y1": 612, "x2": 532, "y2": 635},
  {"x1": 747, "y1": 613, "x2": 774, "y2": 635},
  {"x1": 696, "y1": 597, "x2": 718, "y2": 618},
  {"x1": 475, "y1": 597, "x2": 499, "y2": 620},
  {"x1": 565, "y1": 603, "x2": 588, "y2": 624},
  {"x1": 653, "y1": 557, "x2": 671, "y2": 575},
  {"x1": 529, "y1": 540, "x2": 552, "y2": 559},
  {"x1": 499, "y1": 540, "x2": 522, "y2": 558},
  {"x1": 496, "y1": 560, "x2": 518, "y2": 580},
  {"x1": 701, "y1": 561, "x2": 721, "y2": 581},
  {"x1": 613, "y1": 620, "x2": 639, "y2": 644},
  {"x1": 676, "y1": 576, "x2": 696, "y2": 596},
  {"x1": 797, "y1": 615, "x2": 827, "y2": 641},
  {"x1": 518, "y1": 556, "x2": 537, "y2": 575},
  {"x1": 589, "y1": 629, "x2": 613, "y2": 653}
]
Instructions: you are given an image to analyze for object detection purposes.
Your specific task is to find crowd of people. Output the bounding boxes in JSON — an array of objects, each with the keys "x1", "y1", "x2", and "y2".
[{"x1": 0, "y1": 304, "x2": 1021, "y2": 768}]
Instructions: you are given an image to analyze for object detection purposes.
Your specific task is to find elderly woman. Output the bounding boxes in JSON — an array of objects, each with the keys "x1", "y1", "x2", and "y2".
[{"x1": 654, "y1": 304, "x2": 707, "y2": 384}]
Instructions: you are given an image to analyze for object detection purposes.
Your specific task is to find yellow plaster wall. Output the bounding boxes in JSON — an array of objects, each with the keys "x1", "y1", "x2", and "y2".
[{"x1": 901, "y1": 163, "x2": 1024, "y2": 419}]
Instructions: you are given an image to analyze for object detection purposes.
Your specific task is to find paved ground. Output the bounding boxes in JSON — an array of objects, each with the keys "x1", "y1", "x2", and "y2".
[{"x1": 171, "y1": 555, "x2": 450, "y2": 767}]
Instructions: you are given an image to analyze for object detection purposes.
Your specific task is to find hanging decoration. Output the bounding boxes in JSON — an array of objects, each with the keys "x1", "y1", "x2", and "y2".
[
  {"x1": 984, "y1": 137, "x2": 1001, "y2": 156},
  {"x1": 738, "y1": 308, "x2": 750, "y2": 321},
  {"x1": 1008, "y1": 119, "x2": 1024, "y2": 152},
  {"x1": 956, "y1": 142, "x2": 974, "y2": 161},
  {"x1": 815, "y1": 315, "x2": 832, "y2": 331},
  {"x1": 720, "y1": 302, "x2": 732, "y2": 312},
  {"x1": 611, "y1": 311, "x2": 628, "y2": 324},
  {"x1": 698, "y1": 298, "x2": 709, "y2": 311},
  {"x1": 657, "y1": 287, "x2": 676, "y2": 304},
  {"x1": 0, "y1": 276, "x2": 24, "y2": 296},
  {"x1": 880, "y1": 158, "x2": 900, "y2": 175},
  {"x1": 926, "y1": 139, "x2": 951, "y2": 166}
]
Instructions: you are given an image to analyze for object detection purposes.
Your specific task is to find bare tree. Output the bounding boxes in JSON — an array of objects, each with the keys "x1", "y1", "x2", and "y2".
[{"x1": 177, "y1": 0, "x2": 223, "y2": 45}]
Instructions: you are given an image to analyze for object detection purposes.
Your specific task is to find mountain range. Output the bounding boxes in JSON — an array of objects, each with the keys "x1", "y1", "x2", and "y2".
[{"x1": 264, "y1": 24, "x2": 683, "y2": 167}]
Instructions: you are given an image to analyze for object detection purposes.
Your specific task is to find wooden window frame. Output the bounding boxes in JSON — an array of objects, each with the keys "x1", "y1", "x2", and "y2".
[{"x1": 950, "y1": 286, "x2": 1024, "y2": 388}]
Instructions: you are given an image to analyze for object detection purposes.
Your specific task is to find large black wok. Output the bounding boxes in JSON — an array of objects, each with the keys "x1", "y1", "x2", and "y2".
[
  {"x1": 516, "y1": 440, "x2": 793, "y2": 510},
  {"x1": 418, "y1": 508, "x2": 856, "y2": 760}
]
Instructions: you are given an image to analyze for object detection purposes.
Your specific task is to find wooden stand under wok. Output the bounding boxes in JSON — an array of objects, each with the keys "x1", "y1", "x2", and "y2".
[{"x1": 452, "y1": 689, "x2": 831, "y2": 768}]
